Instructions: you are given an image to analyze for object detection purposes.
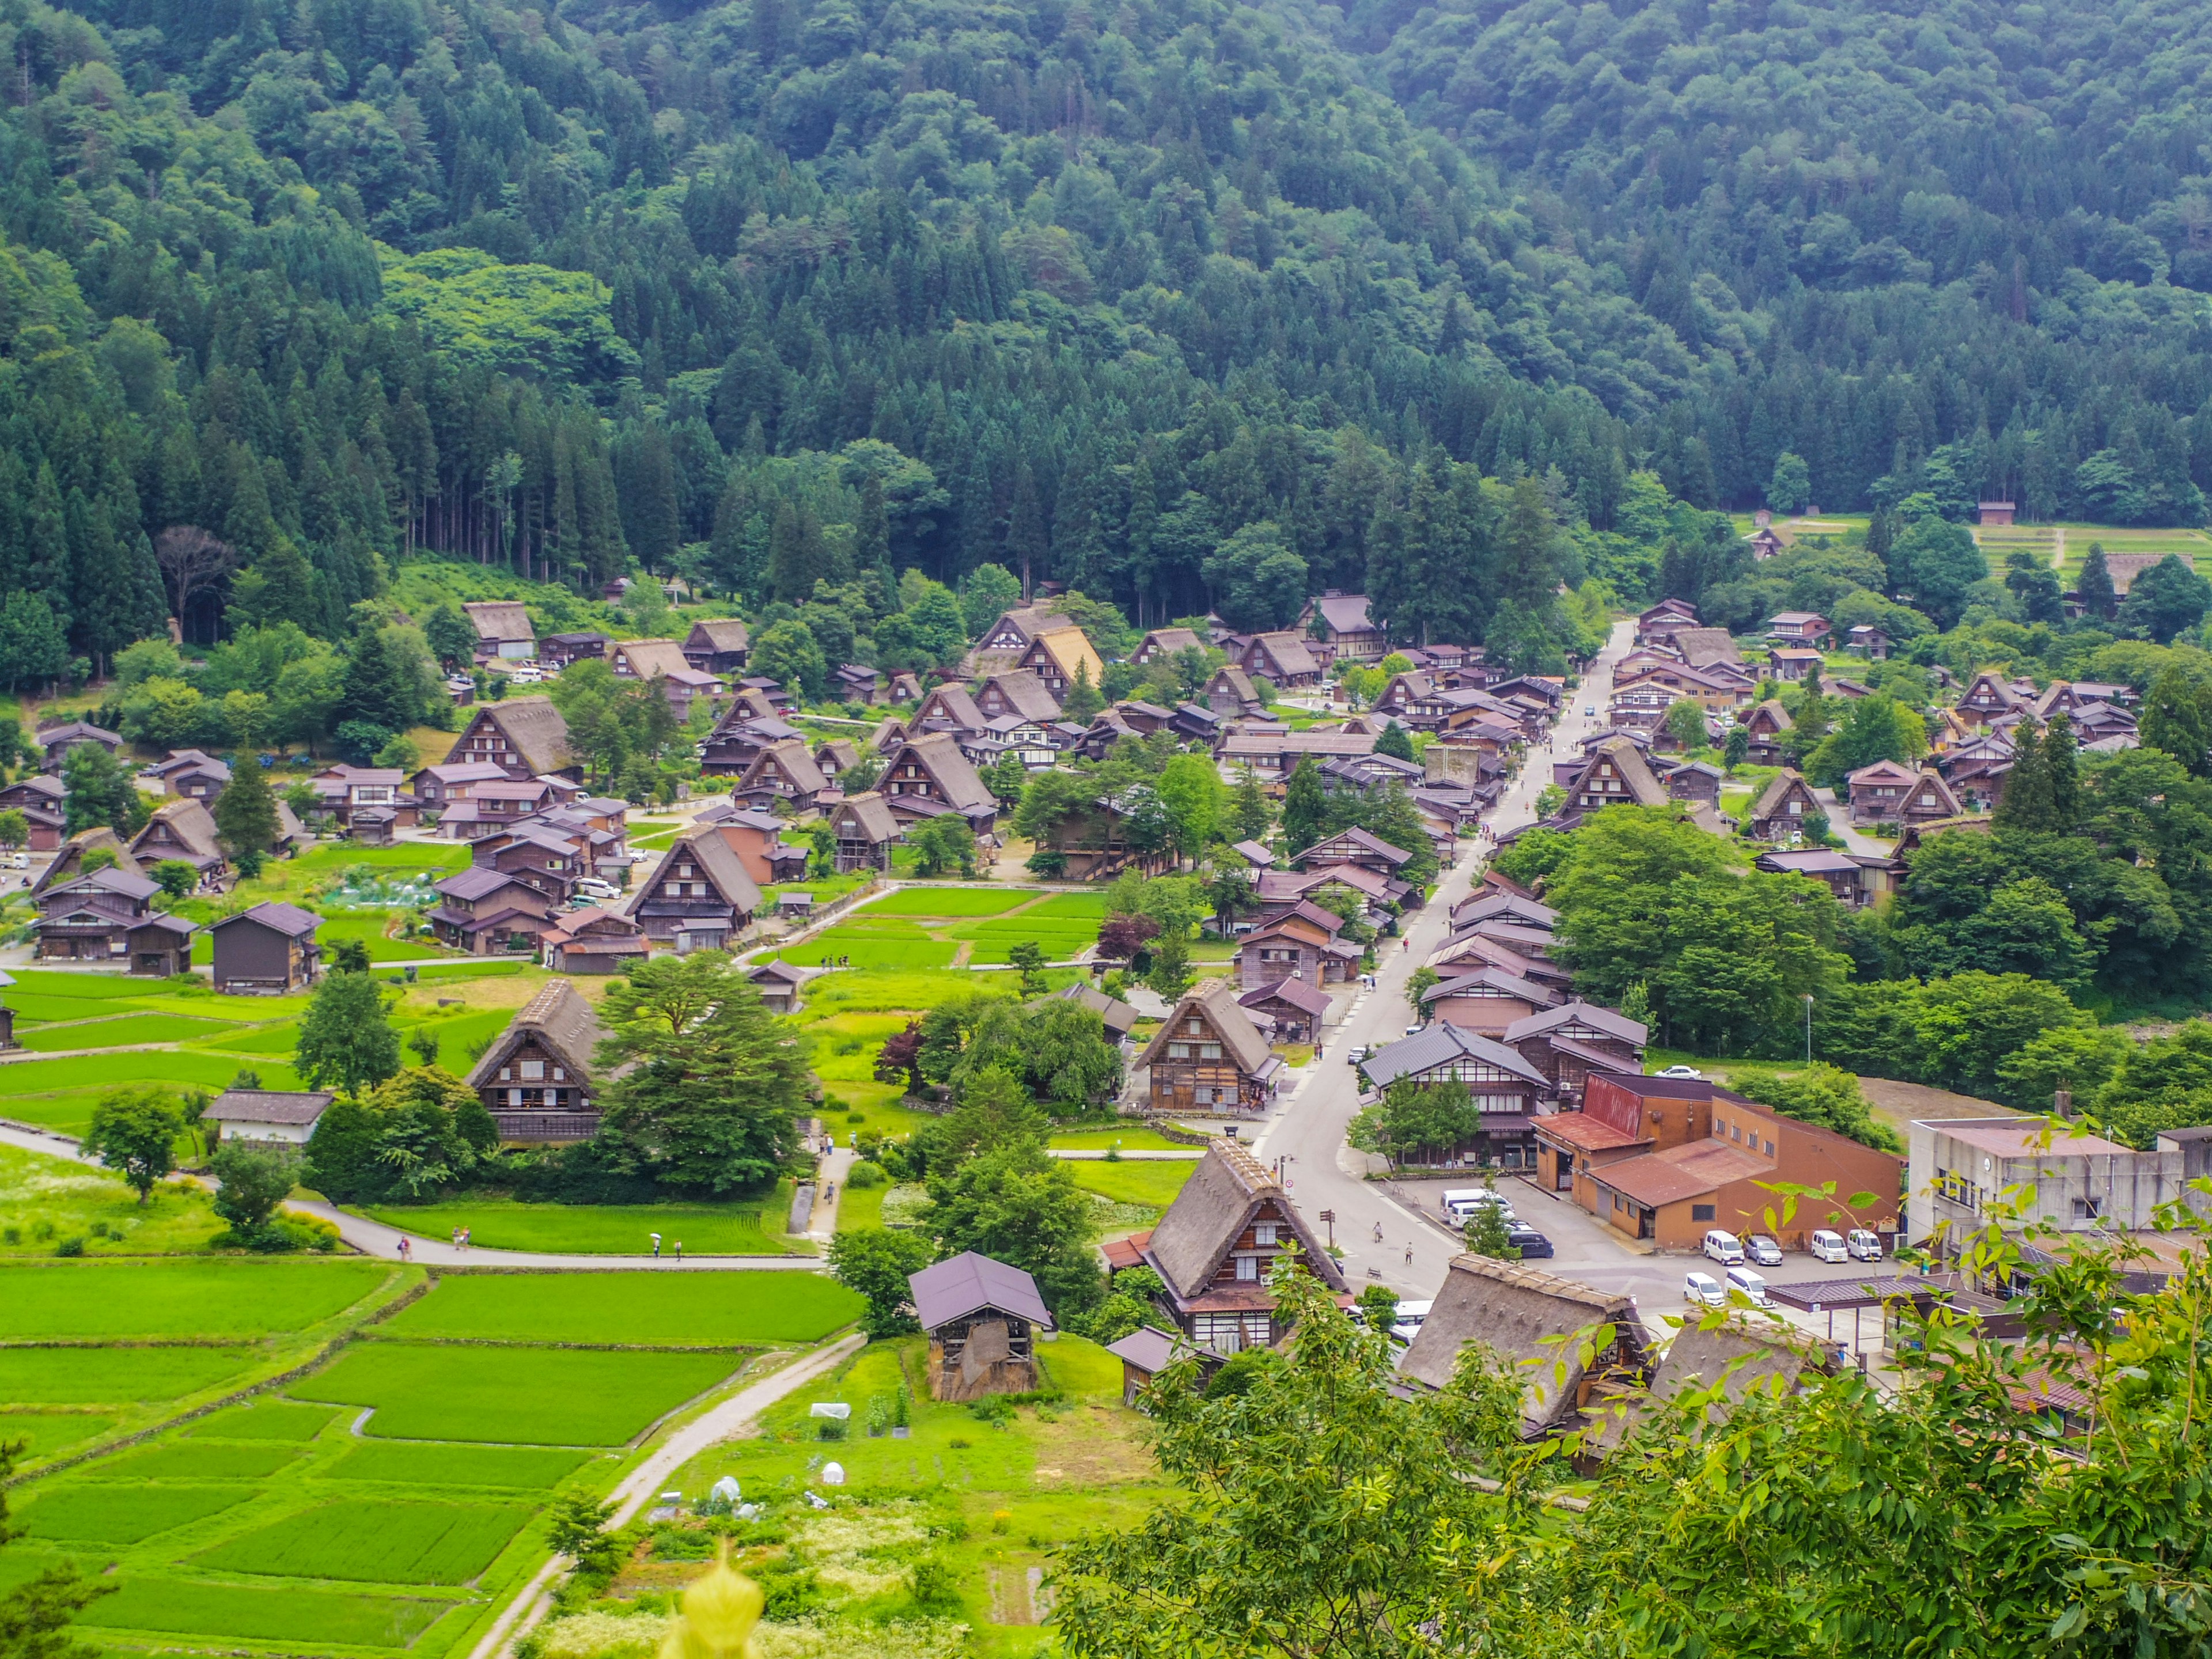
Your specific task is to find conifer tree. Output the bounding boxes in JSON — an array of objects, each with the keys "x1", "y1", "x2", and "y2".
[{"x1": 213, "y1": 757, "x2": 279, "y2": 862}]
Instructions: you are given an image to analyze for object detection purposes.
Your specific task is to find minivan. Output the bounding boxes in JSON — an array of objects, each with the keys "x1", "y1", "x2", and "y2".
[
  {"x1": 1847, "y1": 1228, "x2": 1884, "y2": 1262},
  {"x1": 1683, "y1": 1271, "x2": 1725, "y2": 1308},
  {"x1": 1809, "y1": 1229, "x2": 1848, "y2": 1263},
  {"x1": 1443, "y1": 1190, "x2": 1513, "y2": 1222},
  {"x1": 1724, "y1": 1267, "x2": 1771, "y2": 1307},
  {"x1": 1744, "y1": 1234, "x2": 1783, "y2": 1267},
  {"x1": 1701, "y1": 1229, "x2": 1745, "y2": 1266},
  {"x1": 1388, "y1": 1299, "x2": 1433, "y2": 1345}
]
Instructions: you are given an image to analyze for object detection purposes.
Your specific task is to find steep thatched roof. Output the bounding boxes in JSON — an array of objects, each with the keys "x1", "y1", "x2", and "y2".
[
  {"x1": 466, "y1": 979, "x2": 609, "y2": 1089},
  {"x1": 1594, "y1": 1315, "x2": 1838, "y2": 1452},
  {"x1": 1142, "y1": 1139, "x2": 1348, "y2": 1302}
]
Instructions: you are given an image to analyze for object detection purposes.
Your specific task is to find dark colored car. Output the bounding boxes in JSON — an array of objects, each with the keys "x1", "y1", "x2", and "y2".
[{"x1": 1506, "y1": 1226, "x2": 1553, "y2": 1259}]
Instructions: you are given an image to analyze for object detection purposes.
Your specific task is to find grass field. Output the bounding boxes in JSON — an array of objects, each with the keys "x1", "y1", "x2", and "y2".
[
  {"x1": 198, "y1": 1499, "x2": 533, "y2": 1584},
  {"x1": 0, "y1": 1260, "x2": 391, "y2": 1338},
  {"x1": 0, "y1": 1143, "x2": 226, "y2": 1256},
  {"x1": 358, "y1": 1198, "x2": 802, "y2": 1256},
  {"x1": 1066, "y1": 1160, "x2": 1198, "y2": 1210},
  {"x1": 0, "y1": 1346, "x2": 264, "y2": 1404},
  {"x1": 19, "y1": 1483, "x2": 256, "y2": 1544},
  {"x1": 377, "y1": 1271, "x2": 863, "y2": 1346},
  {"x1": 291, "y1": 1343, "x2": 748, "y2": 1445}
]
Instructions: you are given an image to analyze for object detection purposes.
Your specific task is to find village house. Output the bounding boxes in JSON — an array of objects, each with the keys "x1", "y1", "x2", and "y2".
[
  {"x1": 745, "y1": 959, "x2": 810, "y2": 1015},
  {"x1": 1399, "y1": 1256, "x2": 1651, "y2": 1442},
  {"x1": 609, "y1": 637, "x2": 692, "y2": 684},
  {"x1": 1109, "y1": 1140, "x2": 1348, "y2": 1357},
  {"x1": 832, "y1": 663, "x2": 885, "y2": 705},
  {"x1": 827, "y1": 791, "x2": 899, "y2": 873},
  {"x1": 1745, "y1": 769, "x2": 1825, "y2": 840},
  {"x1": 1656, "y1": 757, "x2": 1724, "y2": 810},
  {"x1": 1203, "y1": 665, "x2": 1267, "y2": 718},
  {"x1": 1300, "y1": 592, "x2": 1387, "y2": 660},
  {"x1": 626, "y1": 828, "x2": 762, "y2": 952},
  {"x1": 1767, "y1": 647, "x2": 1825, "y2": 683},
  {"x1": 1421, "y1": 965, "x2": 1560, "y2": 1037},
  {"x1": 469, "y1": 822, "x2": 587, "y2": 904},
  {"x1": 1908, "y1": 1116, "x2": 2206, "y2": 1251},
  {"x1": 464, "y1": 600, "x2": 536, "y2": 662},
  {"x1": 1037, "y1": 980, "x2": 1140, "y2": 1050},
  {"x1": 145, "y1": 750, "x2": 232, "y2": 801},
  {"x1": 309, "y1": 765, "x2": 412, "y2": 833},
  {"x1": 1740, "y1": 700, "x2": 1794, "y2": 766},
  {"x1": 1765, "y1": 612, "x2": 1833, "y2": 647},
  {"x1": 450, "y1": 698, "x2": 579, "y2": 782},
  {"x1": 1846, "y1": 624, "x2": 1892, "y2": 658},
  {"x1": 975, "y1": 669, "x2": 1062, "y2": 725},
  {"x1": 812, "y1": 739, "x2": 860, "y2": 786},
  {"x1": 32, "y1": 866, "x2": 175, "y2": 969},
  {"x1": 707, "y1": 808, "x2": 812, "y2": 886},
  {"x1": 32, "y1": 829, "x2": 138, "y2": 899},
  {"x1": 1358, "y1": 1022, "x2": 1551, "y2": 1171},
  {"x1": 1978, "y1": 501, "x2": 2017, "y2": 527},
  {"x1": 681, "y1": 618, "x2": 751, "y2": 675},
  {"x1": 1029, "y1": 790, "x2": 1179, "y2": 881},
  {"x1": 1017, "y1": 626, "x2": 1107, "y2": 704},
  {"x1": 1236, "y1": 974, "x2": 1332, "y2": 1046},
  {"x1": 540, "y1": 905, "x2": 648, "y2": 975},
  {"x1": 411, "y1": 760, "x2": 513, "y2": 808},
  {"x1": 1955, "y1": 670, "x2": 2022, "y2": 728},
  {"x1": 698, "y1": 713, "x2": 805, "y2": 777},
  {"x1": 1756, "y1": 847, "x2": 1881, "y2": 908},
  {"x1": 37, "y1": 720, "x2": 123, "y2": 772},
  {"x1": 1504, "y1": 1001, "x2": 1648, "y2": 1101},
  {"x1": 732, "y1": 737, "x2": 829, "y2": 813},
  {"x1": 426, "y1": 865, "x2": 559, "y2": 955},
  {"x1": 1671, "y1": 627, "x2": 1746, "y2": 672},
  {"x1": 540, "y1": 631, "x2": 609, "y2": 668},
  {"x1": 467, "y1": 980, "x2": 613, "y2": 1142},
  {"x1": 969, "y1": 604, "x2": 1065, "y2": 674},
  {"x1": 1215, "y1": 730, "x2": 1379, "y2": 784},
  {"x1": 1235, "y1": 908, "x2": 1346, "y2": 991},
  {"x1": 877, "y1": 732, "x2": 999, "y2": 831},
  {"x1": 210, "y1": 901, "x2": 321, "y2": 994},
  {"x1": 1131, "y1": 626, "x2": 1206, "y2": 665},
  {"x1": 1233, "y1": 630, "x2": 1323, "y2": 688},
  {"x1": 658, "y1": 666, "x2": 729, "y2": 722},
  {"x1": 909, "y1": 683, "x2": 987, "y2": 737},
  {"x1": 203, "y1": 1089, "x2": 334, "y2": 1147},
  {"x1": 1135, "y1": 980, "x2": 1285, "y2": 1115},
  {"x1": 1844, "y1": 761, "x2": 1959, "y2": 826},
  {"x1": 0, "y1": 772, "x2": 65, "y2": 850},
  {"x1": 129, "y1": 800, "x2": 228, "y2": 892},
  {"x1": 910, "y1": 1252, "x2": 1053, "y2": 1400},
  {"x1": 1635, "y1": 598, "x2": 1700, "y2": 647},
  {"x1": 1291, "y1": 825, "x2": 1415, "y2": 883}
]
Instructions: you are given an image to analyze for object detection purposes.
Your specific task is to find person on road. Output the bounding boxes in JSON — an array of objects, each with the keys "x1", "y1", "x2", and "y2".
[
  {"x1": 1373, "y1": 1222, "x2": 1383, "y2": 1243},
  {"x1": 651, "y1": 1231, "x2": 662, "y2": 1259},
  {"x1": 1404, "y1": 1244, "x2": 1414, "y2": 1265},
  {"x1": 397, "y1": 1236, "x2": 410, "y2": 1262},
  {"x1": 673, "y1": 1240, "x2": 683, "y2": 1263}
]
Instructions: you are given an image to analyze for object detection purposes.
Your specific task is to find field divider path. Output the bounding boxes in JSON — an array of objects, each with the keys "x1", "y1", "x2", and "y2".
[{"x1": 467, "y1": 1333, "x2": 867, "y2": 1659}]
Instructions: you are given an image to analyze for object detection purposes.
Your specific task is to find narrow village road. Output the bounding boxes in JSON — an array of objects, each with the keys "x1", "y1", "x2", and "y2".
[{"x1": 1246, "y1": 621, "x2": 1637, "y2": 1302}]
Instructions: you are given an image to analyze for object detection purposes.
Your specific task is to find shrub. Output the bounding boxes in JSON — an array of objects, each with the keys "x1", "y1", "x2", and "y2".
[
  {"x1": 847, "y1": 1160, "x2": 887, "y2": 1189},
  {"x1": 55, "y1": 1236, "x2": 85, "y2": 1257}
]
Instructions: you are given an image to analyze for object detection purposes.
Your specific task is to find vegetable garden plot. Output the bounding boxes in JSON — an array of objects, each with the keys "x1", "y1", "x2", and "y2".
[
  {"x1": 289, "y1": 1343, "x2": 747, "y2": 1445},
  {"x1": 0, "y1": 1346, "x2": 262, "y2": 1404},
  {"x1": 18, "y1": 1483, "x2": 256, "y2": 1544},
  {"x1": 196, "y1": 1498, "x2": 532, "y2": 1585},
  {"x1": 379, "y1": 1271, "x2": 863, "y2": 1346},
  {"x1": 326, "y1": 1442, "x2": 596, "y2": 1490},
  {"x1": 0, "y1": 1260, "x2": 389, "y2": 1339}
]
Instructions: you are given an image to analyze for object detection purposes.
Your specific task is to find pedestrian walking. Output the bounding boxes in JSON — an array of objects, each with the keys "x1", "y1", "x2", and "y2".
[
  {"x1": 452, "y1": 1228, "x2": 462, "y2": 1250},
  {"x1": 397, "y1": 1236, "x2": 410, "y2": 1262},
  {"x1": 651, "y1": 1231, "x2": 662, "y2": 1259},
  {"x1": 1404, "y1": 1244, "x2": 1414, "y2": 1266},
  {"x1": 461, "y1": 1228, "x2": 471, "y2": 1251},
  {"x1": 673, "y1": 1241, "x2": 683, "y2": 1263}
]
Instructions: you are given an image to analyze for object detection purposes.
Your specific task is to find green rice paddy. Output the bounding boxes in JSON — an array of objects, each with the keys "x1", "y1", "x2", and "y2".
[
  {"x1": 0, "y1": 1346, "x2": 265, "y2": 1404},
  {"x1": 86, "y1": 1577, "x2": 456, "y2": 1647},
  {"x1": 187, "y1": 1400, "x2": 342, "y2": 1441},
  {"x1": 866, "y1": 887, "x2": 1032, "y2": 916},
  {"x1": 0, "y1": 1413, "x2": 116, "y2": 1459},
  {"x1": 15, "y1": 1013, "x2": 239, "y2": 1051},
  {"x1": 358, "y1": 1198, "x2": 802, "y2": 1256},
  {"x1": 18, "y1": 1483, "x2": 257, "y2": 1544},
  {"x1": 0, "y1": 1260, "x2": 391, "y2": 1339},
  {"x1": 376, "y1": 1270, "x2": 862, "y2": 1346},
  {"x1": 197, "y1": 1499, "x2": 532, "y2": 1584},
  {"x1": 89, "y1": 1439, "x2": 310, "y2": 1481},
  {"x1": 325, "y1": 1442, "x2": 594, "y2": 1490}
]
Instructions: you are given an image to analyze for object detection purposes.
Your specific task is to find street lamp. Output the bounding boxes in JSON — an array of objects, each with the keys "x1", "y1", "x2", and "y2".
[{"x1": 1803, "y1": 994, "x2": 1815, "y2": 1063}]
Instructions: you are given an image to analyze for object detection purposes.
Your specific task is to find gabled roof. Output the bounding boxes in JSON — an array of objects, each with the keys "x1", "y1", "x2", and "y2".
[
  {"x1": 1135, "y1": 979, "x2": 1275, "y2": 1076},
  {"x1": 1247, "y1": 631, "x2": 1320, "y2": 678},
  {"x1": 133, "y1": 799, "x2": 225, "y2": 862},
  {"x1": 1748, "y1": 769, "x2": 1818, "y2": 819},
  {"x1": 48, "y1": 865, "x2": 161, "y2": 902},
  {"x1": 416, "y1": 761, "x2": 513, "y2": 786},
  {"x1": 1361, "y1": 1023, "x2": 1549, "y2": 1089},
  {"x1": 1025, "y1": 627, "x2": 1105, "y2": 687},
  {"x1": 1399, "y1": 1254, "x2": 1649, "y2": 1430},
  {"x1": 478, "y1": 697, "x2": 574, "y2": 774},
  {"x1": 1846, "y1": 759, "x2": 1919, "y2": 787},
  {"x1": 909, "y1": 1251, "x2": 1053, "y2": 1330},
  {"x1": 831, "y1": 791, "x2": 900, "y2": 841},
  {"x1": 1309, "y1": 593, "x2": 1375, "y2": 635},
  {"x1": 1451, "y1": 893, "x2": 1558, "y2": 930},
  {"x1": 1208, "y1": 665, "x2": 1261, "y2": 704},
  {"x1": 612, "y1": 638, "x2": 692, "y2": 680},
  {"x1": 1143, "y1": 1140, "x2": 1349, "y2": 1301},
  {"x1": 1568, "y1": 736, "x2": 1672, "y2": 809},
  {"x1": 885, "y1": 732, "x2": 995, "y2": 814},
  {"x1": 1745, "y1": 699, "x2": 1793, "y2": 732},
  {"x1": 204, "y1": 1089, "x2": 334, "y2": 1126},
  {"x1": 1294, "y1": 825, "x2": 1413, "y2": 868},
  {"x1": 1422, "y1": 966, "x2": 1560, "y2": 1008},
  {"x1": 684, "y1": 617, "x2": 751, "y2": 653},
  {"x1": 979, "y1": 604, "x2": 1063, "y2": 646},
  {"x1": 1038, "y1": 979, "x2": 1139, "y2": 1036},
  {"x1": 1502, "y1": 1000, "x2": 1649, "y2": 1047},
  {"x1": 1239, "y1": 976, "x2": 1331, "y2": 1018},
  {"x1": 1596, "y1": 1315, "x2": 1836, "y2": 1452},
  {"x1": 1592, "y1": 1139, "x2": 1770, "y2": 1209},
  {"x1": 463, "y1": 600, "x2": 534, "y2": 643},
  {"x1": 1138, "y1": 626, "x2": 1205, "y2": 657},
  {"x1": 743, "y1": 737, "x2": 828, "y2": 796},
  {"x1": 626, "y1": 828, "x2": 764, "y2": 918},
  {"x1": 150, "y1": 749, "x2": 230, "y2": 780},
  {"x1": 465, "y1": 979, "x2": 609, "y2": 1090},
  {"x1": 913, "y1": 684, "x2": 985, "y2": 732},
  {"x1": 1229, "y1": 839, "x2": 1275, "y2": 868},
  {"x1": 217, "y1": 900, "x2": 321, "y2": 938},
  {"x1": 37, "y1": 720, "x2": 120, "y2": 748},
  {"x1": 1670, "y1": 627, "x2": 1743, "y2": 668},
  {"x1": 979, "y1": 669, "x2": 1062, "y2": 721},
  {"x1": 436, "y1": 865, "x2": 538, "y2": 902}
]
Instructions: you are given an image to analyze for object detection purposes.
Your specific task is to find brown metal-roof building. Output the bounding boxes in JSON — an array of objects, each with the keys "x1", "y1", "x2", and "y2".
[
  {"x1": 210, "y1": 902, "x2": 321, "y2": 994},
  {"x1": 908, "y1": 1252, "x2": 1054, "y2": 1400}
]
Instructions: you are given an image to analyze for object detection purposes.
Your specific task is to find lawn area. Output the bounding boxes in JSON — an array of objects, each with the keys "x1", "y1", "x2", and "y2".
[
  {"x1": 358, "y1": 1196, "x2": 806, "y2": 1256},
  {"x1": 1047, "y1": 1128, "x2": 1195, "y2": 1151},
  {"x1": 0, "y1": 1143, "x2": 227, "y2": 1256},
  {"x1": 376, "y1": 1271, "x2": 863, "y2": 1346},
  {"x1": 0, "y1": 1259, "x2": 391, "y2": 1338},
  {"x1": 773, "y1": 921, "x2": 958, "y2": 971},
  {"x1": 833, "y1": 1179, "x2": 889, "y2": 1231},
  {"x1": 1066, "y1": 1160, "x2": 1198, "y2": 1210},
  {"x1": 291, "y1": 1342, "x2": 748, "y2": 1445}
]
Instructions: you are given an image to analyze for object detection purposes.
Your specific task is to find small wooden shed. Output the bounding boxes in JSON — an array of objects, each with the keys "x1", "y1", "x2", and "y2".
[{"x1": 908, "y1": 1252, "x2": 1053, "y2": 1402}]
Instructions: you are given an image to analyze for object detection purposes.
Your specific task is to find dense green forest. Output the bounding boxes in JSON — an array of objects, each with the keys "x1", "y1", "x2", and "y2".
[{"x1": 1, "y1": 0, "x2": 2210, "y2": 679}]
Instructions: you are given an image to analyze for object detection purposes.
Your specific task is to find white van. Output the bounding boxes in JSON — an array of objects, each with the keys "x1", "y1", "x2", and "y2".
[
  {"x1": 1444, "y1": 1191, "x2": 1513, "y2": 1225},
  {"x1": 1388, "y1": 1299, "x2": 1433, "y2": 1346},
  {"x1": 1724, "y1": 1267, "x2": 1771, "y2": 1307},
  {"x1": 1701, "y1": 1229, "x2": 1745, "y2": 1266},
  {"x1": 1683, "y1": 1271, "x2": 1725, "y2": 1308},
  {"x1": 1847, "y1": 1229, "x2": 1884, "y2": 1262},
  {"x1": 1809, "y1": 1229, "x2": 1848, "y2": 1263}
]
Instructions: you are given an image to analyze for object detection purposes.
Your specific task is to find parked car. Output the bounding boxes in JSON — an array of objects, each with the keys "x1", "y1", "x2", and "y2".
[
  {"x1": 1657, "y1": 1065, "x2": 1703, "y2": 1080},
  {"x1": 1701, "y1": 1229, "x2": 1746, "y2": 1266},
  {"x1": 575, "y1": 877, "x2": 619, "y2": 902},
  {"x1": 1388, "y1": 1298, "x2": 1433, "y2": 1346},
  {"x1": 4, "y1": 851, "x2": 25, "y2": 869},
  {"x1": 1724, "y1": 1266, "x2": 1772, "y2": 1307},
  {"x1": 1403, "y1": 1022, "x2": 1424, "y2": 1036},
  {"x1": 1809, "y1": 1229, "x2": 1849, "y2": 1264},
  {"x1": 1847, "y1": 1228, "x2": 1884, "y2": 1262},
  {"x1": 1744, "y1": 1234, "x2": 1783, "y2": 1267},
  {"x1": 1505, "y1": 1225, "x2": 1553, "y2": 1259},
  {"x1": 1345, "y1": 1046, "x2": 1368, "y2": 1066},
  {"x1": 1684, "y1": 1271, "x2": 1725, "y2": 1308},
  {"x1": 1442, "y1": 1188, "x2": 1512, "y2": 1217}
]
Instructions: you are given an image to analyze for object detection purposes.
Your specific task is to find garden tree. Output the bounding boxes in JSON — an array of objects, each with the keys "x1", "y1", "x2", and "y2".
[
  {"x1": 1228, "y1": 768, "x2": 1272, "y2": 843},
  {"x1": 1463, "y1": 1202, "x2": 1520, "y2": 1260},
  {"x1": 301, "y1": 1093, "x2": 389, "y2": 1202},
  {"x1": 949, "y1": 1001, "x2": 1123, "y2": 1109},
  {"x1": 206, "y1": 1141, "x2": 301, "y2": 1241},
  {"x1": 826, "y1": 1227, "x2": 935, "y2": 1336},
  {"x1": 749, "y1": 619, "x2": 827, "y2": 702},
  {"x1": 1734, "y1": 1063, "x2": 1901, "y2": 1151},
  {"x1": 544, "y1": 1495, "x2": 622, "y2": 1580},
  {"x1": 1056, "y1": 1266, "x2": 1527, "y2": 1658},
  {"x1": 1543, "y1": 808, "x2": 1849, "y2": 1054},
  {"x1": 2139, "y1": 666, "x2": 2212, "y2": 776},
  {"x1": 150, "y1": 859, "x2": 198, "y2": 902},
  {"x1": 1354, "y1": 1284, "x2": 1400, "y2": 1335},
  {"x1": 906, "y1": 816, "x2": 977, "y2": 877},
  {"x1": 0, "y1": 809, "x2": 29, "y2": 851},
  {"x1": 1354, "y1": 1079, "x2": 1479, "y2": 1165},
  {"x1": 293, "y1": 967, "x2": 402, "y2": 1097},
  {"x1": 0, "y1": 1440, "x2": 110, "y2": 1659},
  {"x1": 1006, "y1": 940, "x2": 1050, "y2": 997},
  {"x1": 1805, "y1": 694, "x2": 1927, "y2": 787},
  {"x1": 61, "y1": 742, "x2": 146, "y2": 836},
  {"x1": 423, "y1": 603, "x2": 476, "y2": 673},
  {"x1": 1722, "y1": 725, "x2": 1750, "y2": 771},
  {"x1": 1766, "y1": 450, "x2": 1811, "y2": 513},
  {"x1": 2077, "y1": 544, "x2": 2118, "y2": 620},
  {"x1": 2003, "y1": 550, "x2": 2065, "y2": 624},
  {"x1": 1012, "y1": 767, "x2": 1098, "y2": 858},
  {"x1": 1147, "y1": 929, "x2": 1193, "y2": 999},
  {"x1": 1282, "y1": 757, "x2": 1328, "y2": 852},
  {"x1": 925, "y1": 1118, "x2": 1104, "y2": 1316},
  {"x1": 328, "y1": 939, "x2": 373, "y2": 975},
  {"x1": 982, "y1": 751, "x2": 1030, "y2": 804},
  {"x1": 1888, "y1": 513, "x2": 1987, "y2": 630},
  {"x1": 363, "y1": 1067, "x2": 499, "y2": 1199},
  {"x1": 211, "y1": 758, "x2": 278, "y2": 860},
  {"x1": 1207, "y1": 868, "x2": 1262, "y2": 933},
  {"x1": 1156, "y1": 753, "x2": 1226, "y2": 864},
  {"x1": 1664, "y1": 698, "x2": 1709, "y2": 750},
  {"x1": 1062, "y1": 661, "x2": 1105, "y2": 721},
  {"x1": 82, "y1": 1087, "x2": 180, "y2": 1203},
  {"x1": 1376, "y1": 719, "x2": 1415, "y2": 762},
  {"x1": 1096, "y1": 911, "x2": 1162, "y2": 962},
  {"x1": 919, "y1": 1066, "x2": 1055, "y2": 1176},
  {"x1": 2119, "y1": 554, "x2": 2212, "y2": 643},
  {"x1": 958, "y1": 565, "x2": 1022, "y2": 639},
  {"x1": 547, "y1": 661, "x2": 683, "y2": 787},
  {"x1": 594, "y1": 953, "x2": 809, "y2": 1194}
]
